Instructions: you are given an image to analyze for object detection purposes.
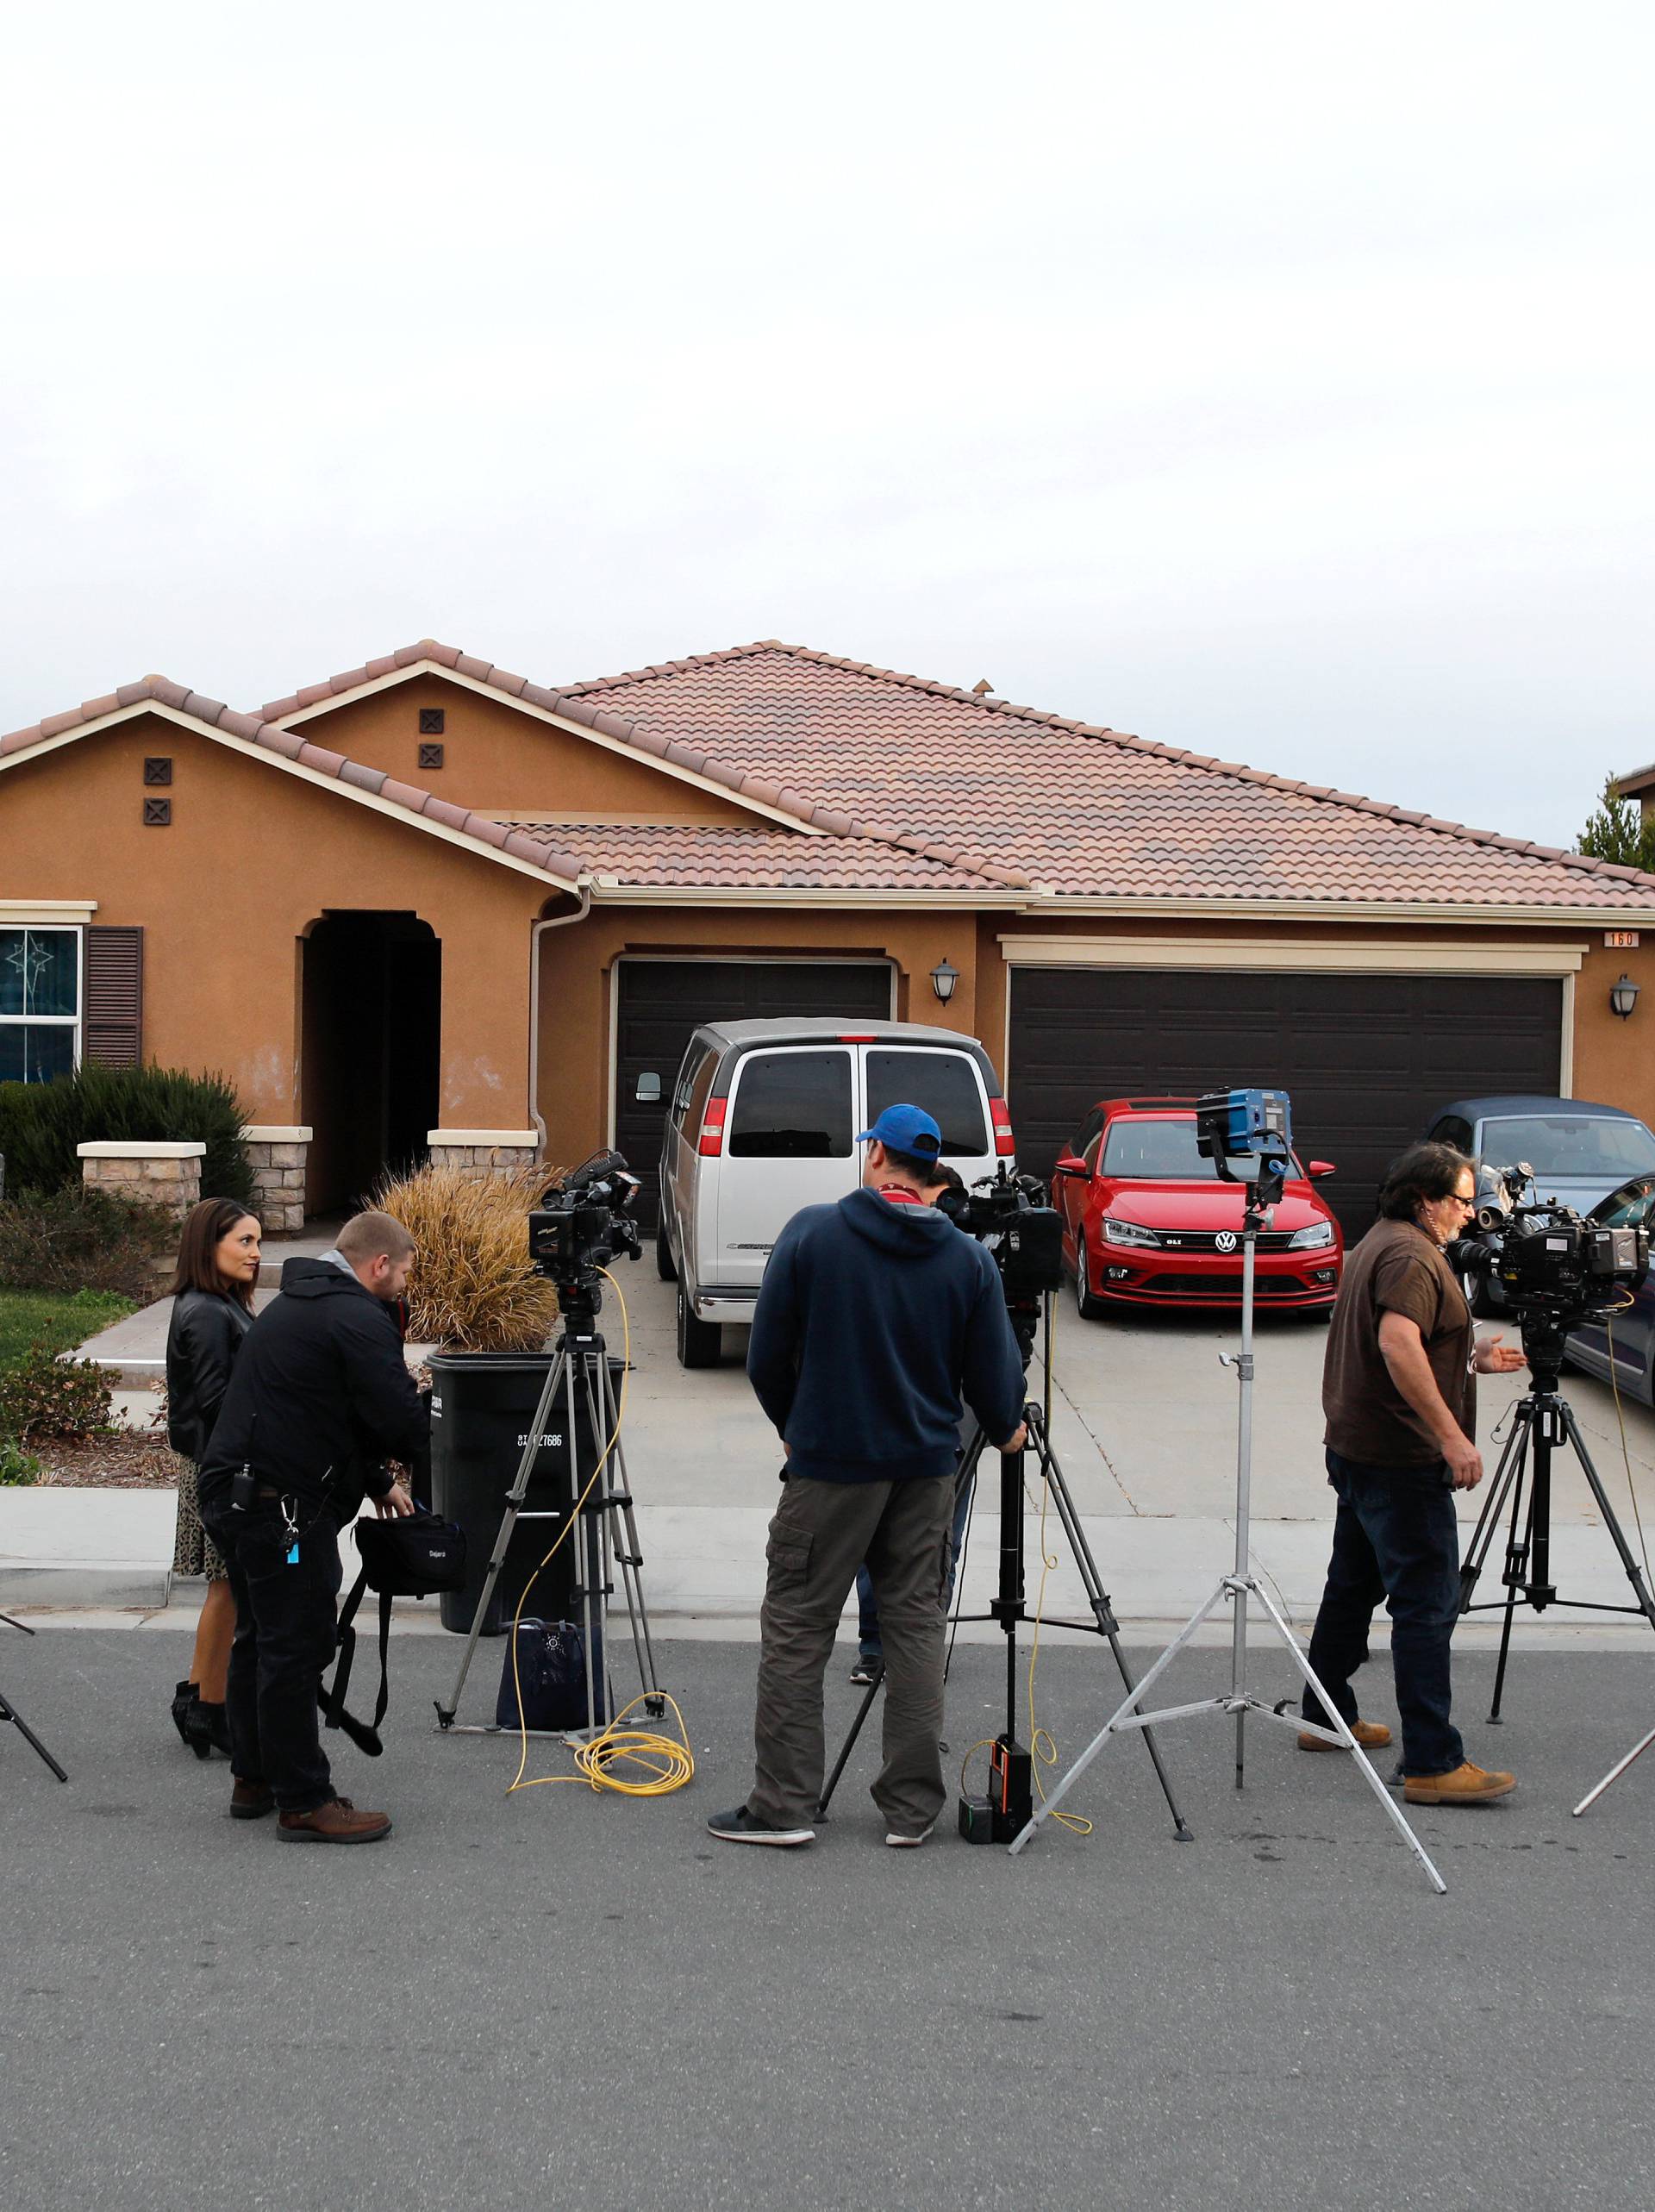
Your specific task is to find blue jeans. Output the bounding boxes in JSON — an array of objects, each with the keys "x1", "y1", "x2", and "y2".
[
  {"x1": 1302, "y1": 1447, "x2": 1465, "y2": 1778},
  {"x1": 858, "y1": 1468, "x2": 975, "y2": 1659}
]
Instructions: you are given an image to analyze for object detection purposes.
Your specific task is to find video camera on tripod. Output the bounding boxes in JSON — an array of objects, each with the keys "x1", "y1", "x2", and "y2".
[
  {"x1": 528, "y1": 1151, "x2": 643, "y2": 1320},
  {"x1": 1447, "y1": 1163, "x2": 1647, "y2": 1343},
  {"x1": 935, "y1": 1165, "x2": 1065, "y2": 1353}
]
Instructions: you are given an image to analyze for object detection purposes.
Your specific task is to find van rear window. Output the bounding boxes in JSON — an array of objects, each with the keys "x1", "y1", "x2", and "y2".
[
  {"x1": 728, "y1": 1050, "x2": 853, "y2": 1159},
  {"x1": 865, "y1": 1049, "x2": 988, "y2": 1157}
]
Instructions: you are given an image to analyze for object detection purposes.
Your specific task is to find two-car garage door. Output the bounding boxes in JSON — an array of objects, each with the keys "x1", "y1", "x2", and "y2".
[{"x1": 1009, "y1": 965, "x2": 1564, "y2": 1235}]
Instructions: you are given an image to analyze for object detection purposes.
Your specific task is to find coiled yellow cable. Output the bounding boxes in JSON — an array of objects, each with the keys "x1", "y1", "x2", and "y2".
[{"x1": 503, "y1": 1269, "x2": 694, "y2": 1800}]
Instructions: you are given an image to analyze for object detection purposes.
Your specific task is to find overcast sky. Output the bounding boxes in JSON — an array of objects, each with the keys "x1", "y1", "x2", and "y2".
[{"x1": 3, "y1": 3, "x2": 1650, "y2": 849}]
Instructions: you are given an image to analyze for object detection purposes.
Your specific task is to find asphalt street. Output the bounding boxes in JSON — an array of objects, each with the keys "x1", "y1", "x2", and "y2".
[{"x1": 4, "y1": 1628, "x2": 1655, "y2": 2211}]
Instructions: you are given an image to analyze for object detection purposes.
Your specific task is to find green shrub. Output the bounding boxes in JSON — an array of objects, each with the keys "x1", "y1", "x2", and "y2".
[
  {"x1": 0, "y1": 1063, "x2": 254, "y2": 1208},
  {"x1": 0, "y1": 1346, "x2": 113, "y2": 1440},
  {"x1": 0, "y1": 1187, "x2": 175, "y2": 1300},
  {"x1": 0, "y1": 1436, "x2": 43, "y2": 1485}
]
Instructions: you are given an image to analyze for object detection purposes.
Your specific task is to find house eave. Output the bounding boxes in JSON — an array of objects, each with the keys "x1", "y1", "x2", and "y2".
[{"x1": 1015, "y1": 895, "x2": 1655, "y2": 928}]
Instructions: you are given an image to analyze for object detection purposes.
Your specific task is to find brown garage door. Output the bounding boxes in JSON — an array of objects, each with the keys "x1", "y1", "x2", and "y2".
[
  {"x1": 615, "y1": 959, "x2": 895, "y2": 1228},
  {"x1": 1008, "y1": 966, "x2": 1564, "y2": 1235}
]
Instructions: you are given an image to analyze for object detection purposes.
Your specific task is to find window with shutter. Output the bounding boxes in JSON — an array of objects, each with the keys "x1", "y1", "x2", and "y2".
[
  {"x1": 83, "y1": 928, "x2": 143, "y2": 1069},
  {"x1": 0, "y1": 927, "x2": 83, "y2": 1081}
]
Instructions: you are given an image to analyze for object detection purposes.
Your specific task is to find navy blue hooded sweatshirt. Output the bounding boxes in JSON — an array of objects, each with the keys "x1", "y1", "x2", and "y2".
[{"x1": 746, "y1": 1186, "x2": 1027, "y2": 1483}]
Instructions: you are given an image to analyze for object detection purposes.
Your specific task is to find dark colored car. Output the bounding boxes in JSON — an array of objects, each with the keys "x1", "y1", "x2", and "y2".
[
  {"x1": 1051, "y1": 1098, "x2": 1343, "y2": 1315},
  {"x1": 1425, "y1": 1096, "x2": 1655, "y2": 1216},
  {"x1": 1565, "y1": 1173, "x2": 1655, "y2": 1404}
]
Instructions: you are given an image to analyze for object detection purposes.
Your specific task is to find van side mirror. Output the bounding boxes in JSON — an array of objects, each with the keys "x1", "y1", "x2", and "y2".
[
  {"x1": 1308, "y1": 1159, "x2": 1335, "y2": 1180},
  {"x1": 634, "y1": 1072, "x2": 663, "y2": 1103}
]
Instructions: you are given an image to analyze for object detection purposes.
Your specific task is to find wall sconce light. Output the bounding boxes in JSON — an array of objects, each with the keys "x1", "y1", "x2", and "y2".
[
  {"x1": 929, "y1": 957, "x2": 959, "y2": 1005},
  {"x1": 1611, "y1": 973, "x2": 1640, "y2": 1020}
]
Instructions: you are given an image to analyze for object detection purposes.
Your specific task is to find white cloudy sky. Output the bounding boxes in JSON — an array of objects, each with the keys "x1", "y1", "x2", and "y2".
[{"x1": 3, "y1": 3, "x2": 1650, "y2": 847}]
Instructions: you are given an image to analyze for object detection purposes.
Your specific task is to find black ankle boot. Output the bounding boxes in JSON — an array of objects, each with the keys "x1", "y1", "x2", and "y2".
[{"x1": 171, "y1": 1679, "x2": 199, "y2": 1746}]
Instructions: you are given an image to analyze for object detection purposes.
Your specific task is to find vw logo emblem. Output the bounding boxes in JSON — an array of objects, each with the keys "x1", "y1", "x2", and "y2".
[{"x1": 1215, "y1": 1231, "x2": 1238, "y2": 1254}]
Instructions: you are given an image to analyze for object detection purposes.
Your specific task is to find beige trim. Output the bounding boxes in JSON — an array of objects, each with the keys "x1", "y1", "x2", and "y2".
[
  {"x1": 0, "y1": 703, "x2": 579, "y2": 892},
  {"x1": 997, "y1": 934, "x2": 1588, "y2": 976},
  {"x1": 426, "y1": 1128, "x2": 539, "y2": 1147},
  {"x1": 1019, "y1": 895, "x2": 1655, "y2": 927},
  {"x1": 77, "y1": 1140, "x2": 204, "y2": 1159},
  {"x1": 241, "y1": 1125, "x2": 312, "y2": 1142},
  {"x1": 0, "y1": 901, "x2": 97, "y2": 924},
  {"x1": 271, "y1": 660, "x2": 819, "y2": 838}
]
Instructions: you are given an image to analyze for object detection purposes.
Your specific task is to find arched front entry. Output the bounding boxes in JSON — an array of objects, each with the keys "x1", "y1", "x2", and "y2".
[{"x1": 302, "y1": 911, "x2": 441, "y2": 1214}]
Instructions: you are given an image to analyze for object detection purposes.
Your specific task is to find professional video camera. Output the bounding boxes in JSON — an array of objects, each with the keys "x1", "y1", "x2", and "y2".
[
  {"x1": 936, "y1": 1165, "x2": 1064, "y2": 1352},
  {"x1": 1446, "y1": 1160, "x2": 1647, "y2": 1335},
  {"x1": 528, "y1": 1150, "x2": 642, "y2": 1316}
]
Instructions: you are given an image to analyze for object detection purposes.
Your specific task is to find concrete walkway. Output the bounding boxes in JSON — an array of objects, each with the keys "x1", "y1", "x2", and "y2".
[{"x1": 14, "y1": 1264, "x2": 1655, "y2": 1640}]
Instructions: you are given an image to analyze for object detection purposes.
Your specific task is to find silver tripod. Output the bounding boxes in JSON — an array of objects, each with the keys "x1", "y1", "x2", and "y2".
[
  {"x1": 1009, "y1": 1172, "x2": 1447, "y2": 1893},
  {"x1": 434, "y1": 1306, "x2": 662, "y2": 1739}
]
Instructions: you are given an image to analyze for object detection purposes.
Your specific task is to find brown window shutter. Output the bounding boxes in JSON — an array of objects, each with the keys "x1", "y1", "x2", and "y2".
[{"x1": 83, "y1": 927, "x2": 144, "y2": 1067}]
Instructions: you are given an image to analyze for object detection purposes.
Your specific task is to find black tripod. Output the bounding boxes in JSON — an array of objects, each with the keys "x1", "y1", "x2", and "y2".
[
  {"x1": 817, "y1": 1314, "x2": 1192, "y2": 1841},
  {"x1": 1, "y1": 1611, "x2": 68, "y2": 1783},
  {"x1": 1458, "y1": 1315, "x2": 1655, "y2": 1721}
]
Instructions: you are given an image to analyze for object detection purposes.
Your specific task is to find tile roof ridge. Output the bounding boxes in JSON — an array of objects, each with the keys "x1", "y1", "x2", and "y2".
[{"x1": 0, "y1": 676, "x2": 584, "y2": 887}]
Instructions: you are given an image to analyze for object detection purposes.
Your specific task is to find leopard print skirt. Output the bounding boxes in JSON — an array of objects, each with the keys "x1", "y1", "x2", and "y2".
[{"x1": 171, "y1": 1456, "x2": 228, "y2": 1582}]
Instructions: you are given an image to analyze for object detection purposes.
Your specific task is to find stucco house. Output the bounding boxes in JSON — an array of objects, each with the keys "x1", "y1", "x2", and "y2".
[{"x1": 3, "y1": 635, "x2": 1652, "y2": 1232}]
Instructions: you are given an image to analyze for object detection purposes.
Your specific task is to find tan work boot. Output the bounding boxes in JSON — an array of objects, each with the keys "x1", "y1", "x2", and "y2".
[
  {"x1": 1297, "y1": 1718, "x2": 1392, "y2": 1753},
  {"x1": 278, "y1": 1796, "x2": 392, "y2": 1844},
  {"x1": 1402, "y1": 1761, "x2": 1515, "y2": 1805}
]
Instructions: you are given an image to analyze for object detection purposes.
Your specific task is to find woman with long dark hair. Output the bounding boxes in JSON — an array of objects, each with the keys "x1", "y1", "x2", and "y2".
[{"x1": 166, "y1": 1197, "x2": 261, "y2": 1757}]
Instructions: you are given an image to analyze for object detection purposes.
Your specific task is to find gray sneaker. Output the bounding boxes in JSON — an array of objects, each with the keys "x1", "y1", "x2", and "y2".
[
  {"x1": 706, "y1": 1804, "x2": 815, "y2": 1846},
  {"x1": 884, "y1": 1820, "x2": 937, "y2": 1849}
]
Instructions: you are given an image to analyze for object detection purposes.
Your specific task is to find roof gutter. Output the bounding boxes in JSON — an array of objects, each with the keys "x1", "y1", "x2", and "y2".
[{"x1": 528, "y1": 881, "x2": 593, "y2": 1156}]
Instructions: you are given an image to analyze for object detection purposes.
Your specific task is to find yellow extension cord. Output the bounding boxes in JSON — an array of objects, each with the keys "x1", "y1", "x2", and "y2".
[{"x1": 503, "y1": 1266, "x2": 695, "y2": 1801}]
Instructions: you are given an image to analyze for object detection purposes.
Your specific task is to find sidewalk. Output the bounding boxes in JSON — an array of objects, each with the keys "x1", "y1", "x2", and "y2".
[{"x1": 13, "y1": 1264, "x2": 1655, "y2": 1640}]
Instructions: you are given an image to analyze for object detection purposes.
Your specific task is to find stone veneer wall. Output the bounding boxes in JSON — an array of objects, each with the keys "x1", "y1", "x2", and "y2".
[
  {"x1": 78, "y1": 1141, "x2": 204, "y2": 1222},
  {"x1": 425, "y1": 1129, "x2": 541, "y2": 1178},
  {"x1": 240, "y1": 1126, "x2": 312, "y2": 1234}
]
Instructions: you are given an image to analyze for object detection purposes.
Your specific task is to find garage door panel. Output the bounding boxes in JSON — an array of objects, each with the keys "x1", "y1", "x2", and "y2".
[
  {"x1": 614, "y1": 959, "x2": 894, "y2": 1229},
  {"x1": 1008, "y1": 966, "x2": 1563, "y2": 1235}
]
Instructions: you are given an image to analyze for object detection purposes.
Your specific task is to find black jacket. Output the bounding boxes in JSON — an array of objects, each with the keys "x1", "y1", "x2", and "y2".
[
  {"x1": 199, "y1": 1259, "x2": 429, "y2": 1515},
  {"x1": 746, "y1": 1187, "x2": 1026, "y2": 1483},
  {"x1": 166, "y1": 1288, "x2": 253, "y2": 1465}
]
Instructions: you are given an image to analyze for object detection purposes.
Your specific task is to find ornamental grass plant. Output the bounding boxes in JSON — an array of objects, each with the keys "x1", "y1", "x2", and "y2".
[{"x1": 372, "y1": 1159, "x2": 562, "y2": 1351}]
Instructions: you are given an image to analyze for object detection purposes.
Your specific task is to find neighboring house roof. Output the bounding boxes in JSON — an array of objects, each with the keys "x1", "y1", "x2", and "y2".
[
  {"x1": 1612, "y1": 762, "x2": 1655, "y2": 801},
  {"x1": 0, "y1": 677, "x2": 584, "y2": 890},
  {"x1": 552, "y1": 641, "x2": 1655, "y2": 910}
]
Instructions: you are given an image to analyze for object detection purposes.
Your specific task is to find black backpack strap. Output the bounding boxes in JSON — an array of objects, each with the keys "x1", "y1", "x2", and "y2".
[
  {"x1": 323, "y1": 1561, "x2": 371, "y2": 1728},
  {"x1": 372, "y1": 1585, "x2": 393, "y2": 1731}
]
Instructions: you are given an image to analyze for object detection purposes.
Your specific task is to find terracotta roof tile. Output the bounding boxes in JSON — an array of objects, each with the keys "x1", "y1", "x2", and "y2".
[{"x1": 504, "y1": 820, "x2": 1009, "y2": 892}]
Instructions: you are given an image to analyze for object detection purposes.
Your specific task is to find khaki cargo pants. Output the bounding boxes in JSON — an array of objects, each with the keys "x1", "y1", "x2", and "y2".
[{"x1": 749, "y1": 1470, "x2": 955, "y2": 1835}]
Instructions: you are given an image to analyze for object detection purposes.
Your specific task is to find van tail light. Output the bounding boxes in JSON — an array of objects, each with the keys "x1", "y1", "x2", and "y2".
[
  {"x1": 990, "y1": 1097, "x2": 1015, "y2": 1157},
  {"x1": 698, "y1": 1098, "x2": 728, "y2": 1157}
]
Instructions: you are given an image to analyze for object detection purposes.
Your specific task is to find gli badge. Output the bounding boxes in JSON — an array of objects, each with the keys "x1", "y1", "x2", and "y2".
[{"x1": 1215, "y1": 1231, "x2": 1239, "y2": 1254}]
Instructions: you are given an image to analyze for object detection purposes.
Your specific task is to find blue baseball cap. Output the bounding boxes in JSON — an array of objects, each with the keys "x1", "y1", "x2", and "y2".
[{"x1": 858, "y1": 1103, "x2": 942, "y2": 1159}]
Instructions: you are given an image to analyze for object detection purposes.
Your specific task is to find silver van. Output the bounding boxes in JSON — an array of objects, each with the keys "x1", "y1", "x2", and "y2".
[{"x1": 656, "y1": 1018, "x2": 1014, "y2": 1365}]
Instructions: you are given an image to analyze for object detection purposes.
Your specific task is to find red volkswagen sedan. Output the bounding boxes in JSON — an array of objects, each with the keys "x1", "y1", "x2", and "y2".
[{"x1": 1051, "y1": 1098, "x2": 1344, "y2": 1315}]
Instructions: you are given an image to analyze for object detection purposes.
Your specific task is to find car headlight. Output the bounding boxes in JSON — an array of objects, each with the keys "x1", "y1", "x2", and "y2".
[
  {"x1": 1103, "y1": 1217, "x2": 1162, "y2": 1248},
  {"x1": 1289, "y1": 1221, "x2": 1335, "y2": 1251}
]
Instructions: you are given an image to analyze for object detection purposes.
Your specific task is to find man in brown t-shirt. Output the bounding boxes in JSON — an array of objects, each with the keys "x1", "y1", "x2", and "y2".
[{"x1": 1300, "y1": 1142, "x2": 1526, "y2": 1805}]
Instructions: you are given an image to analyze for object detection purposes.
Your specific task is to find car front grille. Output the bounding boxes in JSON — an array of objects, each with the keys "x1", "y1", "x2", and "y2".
[
  {"x1": 1151, "y1": 1230, "x2": 1300, "y2": 1253},
  {"x1": 1142, "y1": 1274, "x2": 1319, "y2": 1299}
]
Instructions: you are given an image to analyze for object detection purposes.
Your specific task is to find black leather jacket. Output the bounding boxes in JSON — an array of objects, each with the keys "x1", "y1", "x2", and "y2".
[
  {"x1": 166, "y1": 1289, "x2": 253, "y2": 1465},
  {"x1": 199, "y1": 1259, "x2": 429, "y2": 1515}
]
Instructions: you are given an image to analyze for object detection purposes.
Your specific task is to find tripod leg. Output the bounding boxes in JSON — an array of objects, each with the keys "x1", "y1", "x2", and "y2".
[
  {"x1": 584, "y1": 1353, "x2": 662, "y2": 1708},
  {"x1": 0, "y1": 1692, "x2": 69, "y2": 1783},
  {"x1": 1488, "y1": 1473, "x2": 1536, "y2": 1724},
  {"x1": 1573, "y1": 1718, "x2": 1655, "y2": 1816},
  {"x1": 1022, "y1": 1407, "x2": 1194, "y2": 1840},
  {"x1": 437, "y1": 1343, "x2": 568, "y2": 1726},
  {"x1": 816, "y1": 1663, "x2": 884, "y2": 1819},
  {"x1": 1559, "y1": 1402, "x2": 1655, "y2": 1632},
  {"x1": 1459, "y1": 1404, "x2": 1527, "y2": 1611},
  {"x1": 1247, "y1": 1578, "x2": 1446, "y2": 1895}
]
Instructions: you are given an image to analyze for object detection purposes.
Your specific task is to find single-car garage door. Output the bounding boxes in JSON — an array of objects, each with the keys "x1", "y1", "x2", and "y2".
[
  {"x1": 615, "y1": 958, "x2": 895, "y2": 1228},
  {"x1": 1009, "y1": 966, "x2": 1564, "y2": 1235}
]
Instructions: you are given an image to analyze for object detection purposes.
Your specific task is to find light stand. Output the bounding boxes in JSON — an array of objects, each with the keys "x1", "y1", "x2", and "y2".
[
  {"x1": 1010, "y1": 1097, "x2": 1446, "y2": 1893},
  {"x1": 0, "y1": 1610, "x2": 68, "y2": 1783}
]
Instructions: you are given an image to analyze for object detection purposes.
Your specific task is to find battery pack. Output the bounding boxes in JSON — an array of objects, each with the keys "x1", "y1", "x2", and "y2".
[
  {"x1": 958, "y1": 1792, "x2": 995, "y2": 1844},
  {"x1": 990, "y1": 1733, "x2": 1034, "y2": 1843}
]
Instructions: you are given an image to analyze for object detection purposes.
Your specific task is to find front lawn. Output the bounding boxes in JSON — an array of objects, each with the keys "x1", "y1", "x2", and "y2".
[{"x1": 0, "y1": 1287, "x2": 134, "y2": 1372}]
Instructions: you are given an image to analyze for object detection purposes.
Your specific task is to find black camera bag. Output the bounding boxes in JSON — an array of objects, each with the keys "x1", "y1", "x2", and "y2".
[{"x1": 322, "y1": 1506, "x2": 468, "y2": 1753}]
